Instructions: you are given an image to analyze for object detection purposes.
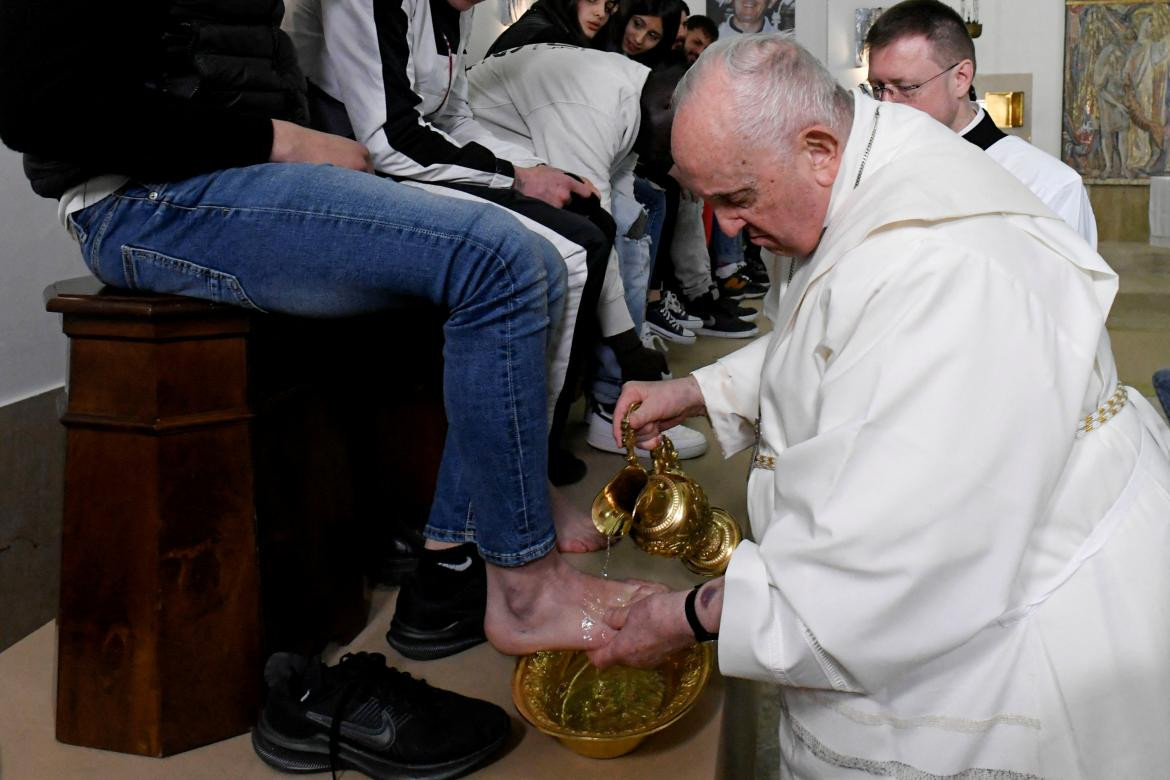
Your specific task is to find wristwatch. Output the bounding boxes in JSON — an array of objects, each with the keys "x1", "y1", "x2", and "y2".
[{"x1": 684, "y1": 583, "x2": 719, "y2": 642}]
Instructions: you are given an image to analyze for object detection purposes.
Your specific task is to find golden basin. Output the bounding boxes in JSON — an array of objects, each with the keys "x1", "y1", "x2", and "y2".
[{"x1": 512, "y1": 644, "x2": 714, "y2": 759}]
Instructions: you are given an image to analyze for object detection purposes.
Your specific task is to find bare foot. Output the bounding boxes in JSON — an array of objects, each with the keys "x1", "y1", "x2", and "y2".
[
  {"x1": 550, "y1": 484, "x2": 611, "y2": 553},
  {"x1": 484, "y1": 551, "x2": 667, "y2": 656}
]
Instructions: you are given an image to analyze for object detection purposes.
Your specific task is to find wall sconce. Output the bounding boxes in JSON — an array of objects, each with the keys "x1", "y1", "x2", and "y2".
[
  {"x1": 960, "y1": 0, "x2": 982, "y2": 38},
  {"x1": 984, "y1": 91, "x2": 1024, "y2": 128}
]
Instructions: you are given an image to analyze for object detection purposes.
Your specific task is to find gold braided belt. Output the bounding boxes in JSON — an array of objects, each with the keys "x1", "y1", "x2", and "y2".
[
  {"x1": 750, "y1": 384, "x2": 1130, "y2": 471},
  {"x1": 1077, "y1": 383, "x2": 1128, "y2": 437}
]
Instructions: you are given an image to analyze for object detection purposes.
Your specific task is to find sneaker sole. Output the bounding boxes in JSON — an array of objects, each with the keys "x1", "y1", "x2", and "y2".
[
  {"x1": 252, "y1": 711, "x2": 505, "y2": 780},
  {"x1": 696, "y1": 325, "x2": 759, "y2": 338},
  {"x1": 646, "y1": 320, "x2": 696, "y2": 345},
  {"x1": 386, "y1": 619, "x2": 486, "y2": 661}
]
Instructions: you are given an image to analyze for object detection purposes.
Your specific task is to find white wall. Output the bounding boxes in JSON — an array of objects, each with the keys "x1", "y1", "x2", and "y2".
[
  {"x1": 0, "y1": 145, "x2": 85, "y2": 408},
  {"x1": 817, "y1": 0, "x2": 1066, "y2": 156}
]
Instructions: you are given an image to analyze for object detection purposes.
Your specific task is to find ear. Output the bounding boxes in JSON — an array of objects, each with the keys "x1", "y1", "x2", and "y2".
[
  {"x1": 953, "y1": 59, "x2": 975, "y2": 100},
  {"x1": 798, "y1": 126, "x2": 842, "y2": 187}
]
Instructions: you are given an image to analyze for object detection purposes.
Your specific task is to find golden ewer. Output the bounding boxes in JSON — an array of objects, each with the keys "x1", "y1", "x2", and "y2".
[{"x1": 590, "y1": 403, "x2": 742, "y2": 576}]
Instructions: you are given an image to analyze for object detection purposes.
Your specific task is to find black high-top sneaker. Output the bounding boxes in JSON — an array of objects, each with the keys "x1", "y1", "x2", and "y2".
[
  {"x1": 252, "y1": 651, "x2": 509, "y2": 779},
  {"x1": 686, "y1": 292, "x2": 759, "y2": 338}
]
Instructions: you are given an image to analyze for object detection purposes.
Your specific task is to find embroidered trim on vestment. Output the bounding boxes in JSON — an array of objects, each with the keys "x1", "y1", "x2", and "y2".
[
  {"x1": 783, "y1": 702, "x2": 1044, "y2": 780},
  {"x1": 811, "y1": 693, "x2": 1041, "y2": 733}
]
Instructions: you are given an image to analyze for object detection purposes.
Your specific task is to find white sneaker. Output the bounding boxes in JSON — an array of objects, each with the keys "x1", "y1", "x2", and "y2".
[
  {"x1": 639, "y1": 323, "x2": 670, "y2": 353},
  {"x1": 585, "y1": 403, "x2": 708, "y2": 459}
]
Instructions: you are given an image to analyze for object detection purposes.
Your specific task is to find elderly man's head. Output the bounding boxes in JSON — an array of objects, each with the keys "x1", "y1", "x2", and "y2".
[
  {"x1": 864, "y1": 0, "x2": 976, "y2": 132},
  {"x1": 671, "y1": 33, "x2": 853, "y2": 257}
]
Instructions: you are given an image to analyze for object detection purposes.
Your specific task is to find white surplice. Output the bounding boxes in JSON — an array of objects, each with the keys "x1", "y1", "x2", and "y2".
[{"x1": 693, "y1": 91, "x2": 1170, "y2": 778}]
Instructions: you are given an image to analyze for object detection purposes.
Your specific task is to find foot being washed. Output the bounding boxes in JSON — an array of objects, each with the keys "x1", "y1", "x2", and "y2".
[
  {"x1": 550, "y1": 484, "x2": 611, "y2": 553},
  {"x1": 484, "y1": 551, "x2": 667, "y2": 656}
]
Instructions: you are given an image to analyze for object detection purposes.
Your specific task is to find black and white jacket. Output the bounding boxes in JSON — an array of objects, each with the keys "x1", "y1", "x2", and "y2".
[{"x1": 284, "y1": 0, "x2": 543, "y2": 187}]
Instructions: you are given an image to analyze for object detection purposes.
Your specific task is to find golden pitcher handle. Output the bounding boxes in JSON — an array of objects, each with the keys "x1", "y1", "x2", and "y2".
[{"x1": 621, "y1": 401, "x2": 641, "y2": 465}]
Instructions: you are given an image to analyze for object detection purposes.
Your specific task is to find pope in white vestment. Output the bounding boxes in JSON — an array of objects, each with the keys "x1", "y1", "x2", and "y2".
[{"x1": 593, "y1": 34, "x2": 1170, "y2": 778}]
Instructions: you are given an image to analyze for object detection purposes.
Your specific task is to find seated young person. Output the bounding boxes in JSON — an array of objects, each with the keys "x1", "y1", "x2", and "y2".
[
  {"x1": 487, "y1": 0, "x2": 616, "y2": 55},
  {"x1": 672, "y1": 0, "x2": 690, "y2": 48},
  {"x1": 284, "y1": 0, "x2": 622, "y2": 488},
  {"x1": 593, "y1": 0, "x2": 684, "y2": 66},
  {"x1": 1, "y1": 0, "x2": 656, "y2": 679},
  {"x1": 468, "y1": 45, "x2": 708, "y2": 459},
  {"x1": 680, "y1": 13, "x2": 717, "y2": 62}
]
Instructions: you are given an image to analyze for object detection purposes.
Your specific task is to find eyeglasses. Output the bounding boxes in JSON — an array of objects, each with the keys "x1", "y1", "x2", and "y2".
[{"x1": 862, "y1": 62, "x2": 960, "y2": 101}]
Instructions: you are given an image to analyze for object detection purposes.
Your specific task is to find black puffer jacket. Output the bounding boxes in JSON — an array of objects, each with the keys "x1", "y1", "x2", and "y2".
[
  {"x1": 155, "y1": 0, "x2": 308, "y2": 125},
  {"x1": 486, "y1": 0, "x2": 587, "y2": 57},
  {"x1": 0, "y1": 0, "x2": 305, "y2": 198}
]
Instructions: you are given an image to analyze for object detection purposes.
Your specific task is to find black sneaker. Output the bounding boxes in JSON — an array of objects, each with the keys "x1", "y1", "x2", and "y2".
[
  {"x1": 387, "y1": 544, "x2": 486, "y2": 660},
  {"x1": 742, "y1": 255, "x2": 772, "y2": 290},
  {"x1": 715, "y1": 294, "x2": 760, "y2": 323},
  {"x1": 644, "y1": 297, "x2": 696, "y2": 344},
  {"x1": 252, "y1": 651, "x2": 509, "y2": 780},
  {"x1": 366, "y1": 526, "x2": 424, "y2": 588},
  {"x1": 716, "y1": 267, "x2": 768, "y2": 300},
  {"x1": 686, "y1": 292, "x2": 759, "y2": 339},
  {"x1": 661, "y1": 290, "x2": 703, "y2": 329}
]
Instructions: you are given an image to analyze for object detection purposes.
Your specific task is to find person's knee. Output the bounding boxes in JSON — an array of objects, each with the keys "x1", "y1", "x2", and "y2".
[
  {"x1": 541, "y1": 239, "x2": 568, "y2": 302},
  {"x1": 1154, "y1": 368, "x2": 1170, "y2": 418},
  {"x1": 460, "y1": 210, "x2": 555, "y2": 307}
]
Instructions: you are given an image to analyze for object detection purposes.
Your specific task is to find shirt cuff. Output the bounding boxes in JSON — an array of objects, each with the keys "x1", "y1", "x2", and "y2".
[{"x1": 692, "y1": 361, "x2": 757, "y2": 457}]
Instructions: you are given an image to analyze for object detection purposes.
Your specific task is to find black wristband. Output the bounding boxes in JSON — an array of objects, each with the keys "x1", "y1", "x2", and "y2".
[{"x1": 684, "y1": 583, "x2": 718, "y2": 642}]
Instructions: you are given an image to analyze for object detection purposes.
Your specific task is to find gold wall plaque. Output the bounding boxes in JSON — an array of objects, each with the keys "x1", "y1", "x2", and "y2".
[{"x1": 985, "y1": 90, "x2": 1025, "y2": 128}]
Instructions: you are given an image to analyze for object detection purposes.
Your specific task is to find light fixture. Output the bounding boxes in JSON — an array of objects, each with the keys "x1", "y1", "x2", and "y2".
[{"x1": 961, "y1": 0, "x2": 982, "y2": 38}]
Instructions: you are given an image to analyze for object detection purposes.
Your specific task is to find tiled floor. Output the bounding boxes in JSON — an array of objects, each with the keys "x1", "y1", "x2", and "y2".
[{"x1": 1, "y1": 242, "x2": 1166, "y2": 780}]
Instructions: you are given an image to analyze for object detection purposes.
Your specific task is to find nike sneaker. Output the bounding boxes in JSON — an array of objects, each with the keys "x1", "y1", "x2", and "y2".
[
  {"x1": 252, "y1": 651, "x2": 508, "y2": 779},
  {"x1": 386, "y1": 543, "x2": 486, "y2": 660}
]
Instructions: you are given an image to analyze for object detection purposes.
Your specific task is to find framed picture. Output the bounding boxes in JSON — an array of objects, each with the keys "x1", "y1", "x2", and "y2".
[
  {"x1": 1063, "y1": 1, "x2": 1170, "y2": 183},
  {"x1": 705, "y1": 0, "x2": 795, "y2": 38},
  {"x1": 855, "y1": 7, "x2": 884, "y2": 67}
]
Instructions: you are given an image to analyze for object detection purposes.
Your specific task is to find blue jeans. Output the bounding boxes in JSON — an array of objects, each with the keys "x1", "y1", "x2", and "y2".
[
  {"x1": 591, "y1": 179, "x2": 666, "y2": 405},
  {"x1": 710, "y1": 213, "x2": 744, "y2": 272},
  {"x1": 67, "y1": 162, "x2": 564, "y2": 566},
  {"x1": 1155, "y1": 369, "x2": 1170, "y2": 421},
  {"x1": 633, "y1": 176, "x2": 666, "y2": 278}
]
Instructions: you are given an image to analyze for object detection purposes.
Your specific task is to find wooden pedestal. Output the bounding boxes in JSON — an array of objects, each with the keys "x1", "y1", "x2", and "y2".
[{"x1": 45, "y1": 277, "x2": 445, "y2": 757}]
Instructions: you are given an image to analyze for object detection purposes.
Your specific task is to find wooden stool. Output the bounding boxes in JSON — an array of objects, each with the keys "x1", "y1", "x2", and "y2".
[{"x1": 45, "y1": 277, "x2": 445, "y2": 757}]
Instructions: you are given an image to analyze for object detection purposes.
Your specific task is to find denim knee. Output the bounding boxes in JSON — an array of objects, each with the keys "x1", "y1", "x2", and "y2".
[{"x1": 1153, "y1": 368, "x2": 1170, "y2": 419}]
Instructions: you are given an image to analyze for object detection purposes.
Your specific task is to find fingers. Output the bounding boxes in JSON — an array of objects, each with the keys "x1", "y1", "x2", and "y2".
[
  {"x1": 568, "y1": 175, "x2": 600, "y2": 200},
  {"x1": 612, "y1": 387, "x2": 641, "y2": 446},
  {"x1": 604, "y1": 605, "x2": 631, "y2": 630},
  {"x1": 624, "y1": 578, "x2": 669, "y2": 593},
  {"x1": 586, "y1": 645, "x2": 616, "y2": 669}
]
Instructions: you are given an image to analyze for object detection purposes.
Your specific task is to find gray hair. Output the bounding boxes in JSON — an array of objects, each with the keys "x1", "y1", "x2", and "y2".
[{"x1": 674, "y1": 32, "x2": 854, "y2": 155}]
